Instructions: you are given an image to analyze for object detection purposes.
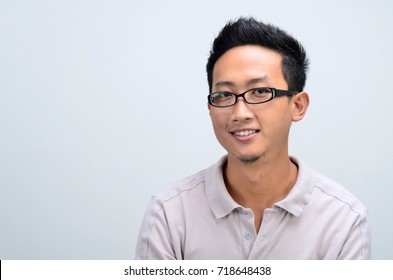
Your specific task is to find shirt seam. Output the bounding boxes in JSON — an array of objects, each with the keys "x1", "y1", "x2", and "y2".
[
  {"x1": 314, "y1": 184, "x2": 366, "y2": 259},
  {"x1": 313, "y1": 184, "x2": 363, "y2": 216},
  {"x1": 145, "y1": 177, "x2": 206, "y2": 259}
]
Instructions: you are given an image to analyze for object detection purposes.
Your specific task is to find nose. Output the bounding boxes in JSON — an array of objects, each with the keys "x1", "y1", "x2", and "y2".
[{"x1": 231, "y1": 98, "x2": 254, "y2": 122}]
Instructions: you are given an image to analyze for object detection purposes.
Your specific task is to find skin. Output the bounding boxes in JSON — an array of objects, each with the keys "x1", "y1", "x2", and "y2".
[{"x1": 208, "y1": 45, "x2": 310, "y2": 232}]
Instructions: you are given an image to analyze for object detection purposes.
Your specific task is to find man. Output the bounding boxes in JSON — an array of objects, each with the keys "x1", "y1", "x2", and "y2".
[{"x1": 135, "y1": 17, "x2": 371, "y2": 259}]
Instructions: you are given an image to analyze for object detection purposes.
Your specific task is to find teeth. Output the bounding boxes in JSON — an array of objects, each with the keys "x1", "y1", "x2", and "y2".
[{"x1": 234, "y1": 130, "x2": 256, "y2": 136}]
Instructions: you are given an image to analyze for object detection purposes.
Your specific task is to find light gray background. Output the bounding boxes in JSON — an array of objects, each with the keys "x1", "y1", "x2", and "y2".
[{"x1": 1, "y1": 0, "x2": 392, "y2": 259}]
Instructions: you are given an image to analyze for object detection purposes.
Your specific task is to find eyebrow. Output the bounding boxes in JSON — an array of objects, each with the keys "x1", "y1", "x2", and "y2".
[
  {"x1": 246, "y1": 76, "x2": 269, "y2": 86},
  {"x1": 213, "y1": 75, "x2": 269, "y2": 90}
]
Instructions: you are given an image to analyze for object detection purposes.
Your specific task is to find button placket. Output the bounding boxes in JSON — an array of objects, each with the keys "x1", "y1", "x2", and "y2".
[
  {"x1": 237, "y1": 207, "x2": 256, "y2": 258},
  {"x1": 257, "y1": 211, "x2": 274, "y2": 241},
  {"x1": 260, "y1": 209, "x2": 283, "y2": 241}
]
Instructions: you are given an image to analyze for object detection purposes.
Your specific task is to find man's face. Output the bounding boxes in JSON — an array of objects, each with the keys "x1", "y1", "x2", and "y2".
[{"x1": 209, "y1": 45, "x2": 296, "y2": 164}]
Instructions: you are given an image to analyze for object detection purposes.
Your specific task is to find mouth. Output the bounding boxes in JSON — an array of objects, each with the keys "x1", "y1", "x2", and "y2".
[
  {"x1": 230, "y1": 129, "x2": 260, "y2": 141},
  {"x1": 232, "y1": 129, "x2": 258, "y2": 137}
]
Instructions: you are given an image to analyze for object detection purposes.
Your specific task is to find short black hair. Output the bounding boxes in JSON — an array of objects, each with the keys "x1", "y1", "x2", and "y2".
[{"x1": 206, "y1": 17, "x2": 309, "y2": 92}]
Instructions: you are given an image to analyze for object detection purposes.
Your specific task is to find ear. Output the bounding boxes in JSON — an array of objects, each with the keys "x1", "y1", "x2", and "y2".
[
  {"x1": 291, "y1": 92, "x2": 310, "y2": 122},
  {"x1": 207, "y1": 102, "x2": 212, "y2": 115}
]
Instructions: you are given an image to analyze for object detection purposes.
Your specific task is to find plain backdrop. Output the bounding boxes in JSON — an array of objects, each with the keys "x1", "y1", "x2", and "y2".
[{"x1": 1, "y1": 0, "x2": 392, "y2": 259}]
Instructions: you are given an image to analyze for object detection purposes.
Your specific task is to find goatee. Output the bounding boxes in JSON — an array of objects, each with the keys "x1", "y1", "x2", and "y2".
[{"x1": 238, "y1": 155, "x2": 262, "y2": 165}]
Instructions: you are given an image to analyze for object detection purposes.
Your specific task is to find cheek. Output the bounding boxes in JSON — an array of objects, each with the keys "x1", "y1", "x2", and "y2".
[
  {"x1": 256, "y1": 104, "x2": 292, "y2": 134},
  {"x1": 210, "y1": 112, "x2": 229, "y2": 136},
  {"x1": 210, "y1": 114, "x2": 223, "y2": 132},
  {"x1": 266, "y1": 112, "x2": 292, "y2": 138},
  {"x1": 210, "y1": 115, "x2": 232, "y2": 150}
]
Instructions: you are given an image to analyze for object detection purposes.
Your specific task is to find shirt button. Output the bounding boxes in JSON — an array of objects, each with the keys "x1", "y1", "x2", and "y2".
[
  {"x1": 239, "y1": 209, "x2": 247, "y2": 215},
  {"x1": 244, "y1": 232, "x2": 252, "y2": 240}
]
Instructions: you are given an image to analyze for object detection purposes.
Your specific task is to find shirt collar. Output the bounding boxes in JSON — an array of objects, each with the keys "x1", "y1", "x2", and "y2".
[
  {"x1": 274, "y1": 157, "x2": 315, "y2": 217},
  {"x1": 205, "y1": 156, "x2": 316, "y2": 219},
  {"x1": 205, "y1": 156, "x2": 241, "y2": 219}
]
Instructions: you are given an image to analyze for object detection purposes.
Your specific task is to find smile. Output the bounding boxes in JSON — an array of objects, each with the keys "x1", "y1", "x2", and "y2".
[{"x1": 233, "y1": 130, "x2": 257, "y2": 136}]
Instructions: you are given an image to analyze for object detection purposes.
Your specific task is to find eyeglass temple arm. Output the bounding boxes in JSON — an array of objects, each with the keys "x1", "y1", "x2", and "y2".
[{"x1": 275, "y1": 89, "x2": 298, "y2": 97}]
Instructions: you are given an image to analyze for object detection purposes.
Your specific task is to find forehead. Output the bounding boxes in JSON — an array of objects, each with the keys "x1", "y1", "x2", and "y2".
[{"x1": 212, "y1": 45, "x2": 284, "y2": 90}]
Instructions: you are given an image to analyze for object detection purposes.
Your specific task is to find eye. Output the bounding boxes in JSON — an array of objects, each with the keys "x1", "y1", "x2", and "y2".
[
  {"x1": 210, "y1": 91, "x2": 235, "y2": 106},
  {"x1": 215, "y1": 92, "x2": 232, "y2": 98},
  {"x1": 252, "y1": 87, "x2": 272, "y2": 95},
  {"x1": 211, "y1": 92, "x2": 233, "y2": 100},
  {"x1": 246, "y1": 87, "x2": 273, "y2": 103}
]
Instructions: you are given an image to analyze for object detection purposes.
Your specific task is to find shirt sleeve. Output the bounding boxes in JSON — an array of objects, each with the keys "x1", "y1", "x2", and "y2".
[
  {"x1": 135, "y1": 196, "x2": 177, "y2": 260},
  {"x1": 337, "y1": 210, "x2": 371, "y2": 259}
]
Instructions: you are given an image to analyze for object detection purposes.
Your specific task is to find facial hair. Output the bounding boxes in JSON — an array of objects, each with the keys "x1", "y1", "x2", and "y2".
[{"x1": 238, "y1": 154, "x2": 263, "y2": 165}]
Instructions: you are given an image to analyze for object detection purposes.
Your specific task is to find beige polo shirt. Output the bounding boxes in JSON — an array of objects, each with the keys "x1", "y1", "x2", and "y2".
[{"x1": 135, "y1": 156, "x2": 371, "y2": 259}]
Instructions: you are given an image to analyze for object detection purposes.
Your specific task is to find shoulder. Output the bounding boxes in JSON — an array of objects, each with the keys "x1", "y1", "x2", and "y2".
[
  {"x1": 312, "y1": 170, "x2": 368, "y2": 216},
  {"x1": 306, "y1": 168, "x2": 371, "y2": 259},
  {"x1": 150, "y1": 169, "x2": 208, "y2": 210},
  {"x1": 136, "y1": 168, "x2": 209, "y2": 259},
  {"x1": 291, "y1": 157, "x2": 368, "y2": 217},
  {"x1": 279, "y1": 157, "x2": 368, "y2": 219},
  {"x1": 149, "y1": 156, "x2": 227, "y2": 210}
]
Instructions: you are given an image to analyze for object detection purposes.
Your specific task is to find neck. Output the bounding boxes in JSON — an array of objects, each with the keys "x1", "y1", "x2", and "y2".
[{"x1": 224, "y1": 153, "x2": 298, "y2": 212}]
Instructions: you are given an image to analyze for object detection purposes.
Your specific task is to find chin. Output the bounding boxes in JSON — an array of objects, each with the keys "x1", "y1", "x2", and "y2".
[
  {"x1": 239, "y1": 156, "x2": 261, "y2": 165},
  {"x1": 234, "y1": 153, "x2": 265, "y2": 165}
]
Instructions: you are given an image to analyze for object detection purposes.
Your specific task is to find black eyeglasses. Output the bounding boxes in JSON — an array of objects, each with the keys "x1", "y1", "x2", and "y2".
[{"x1": 208, "y1": 87, "x2": 298, "y2": 108}]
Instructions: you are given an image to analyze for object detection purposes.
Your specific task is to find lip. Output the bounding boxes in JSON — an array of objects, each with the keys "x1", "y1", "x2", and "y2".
[{"x1": 230, "y1": 129, "x2": 260, "y2": 142}]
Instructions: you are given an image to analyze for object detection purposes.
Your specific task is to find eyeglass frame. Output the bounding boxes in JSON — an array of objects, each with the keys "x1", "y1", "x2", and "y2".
[{"x1": 207, "y1": 87, "x2": 298, "y2": 108}]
